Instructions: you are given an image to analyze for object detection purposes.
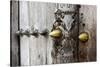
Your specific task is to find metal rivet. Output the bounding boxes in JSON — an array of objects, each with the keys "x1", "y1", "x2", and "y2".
[
  {"x1": 79, "y1": 32, "x2": 89, "y2": 42},
  {"x1": 49, "y1": 29, "x2": 62, "y2": 38}
]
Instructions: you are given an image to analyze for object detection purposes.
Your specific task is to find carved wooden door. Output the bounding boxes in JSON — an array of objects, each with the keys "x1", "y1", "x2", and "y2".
[{"x1": 10, "y1": 1, "x2": 96, "y2": 66}]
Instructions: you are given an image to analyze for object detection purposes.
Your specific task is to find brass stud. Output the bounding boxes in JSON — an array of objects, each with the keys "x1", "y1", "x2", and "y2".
[
  {"x1": 79, "y1": 32, "x2": 89, "y2": 42},
  {"x1": 49, "y1": 29, "x2": 62, "y2": 38}
]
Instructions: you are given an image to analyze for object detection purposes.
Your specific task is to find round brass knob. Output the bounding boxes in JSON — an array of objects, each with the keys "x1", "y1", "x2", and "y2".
[{"x1": 79, "y1": 32, "x2": 89, "y2": 42}]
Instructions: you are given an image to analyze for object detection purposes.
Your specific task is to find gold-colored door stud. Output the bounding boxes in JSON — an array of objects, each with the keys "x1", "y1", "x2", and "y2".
[
  {"x1": 79, "y1": 32, "x2": 89, "y2": 42},
  {"x1": 49, "y1": 29, "x2": 62, "y2": 38}
]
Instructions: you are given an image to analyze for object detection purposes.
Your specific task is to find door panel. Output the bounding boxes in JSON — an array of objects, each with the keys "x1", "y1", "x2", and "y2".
[
  {"x1": 79, "y1": 5, "x2": 96, "y2": 62},
  {"x1": 18, "y1": 1, "x2": 96, "y2": 65},
  {"x1": 29, "y1": 2, "x2": 48, "y2": 65},
  {"x1": 28, "y1": 2, "x2": 57, "y2": 65},
  {"x1": 19, "y1": 1, "x2": 30, "y2": 65},
  {"x1": 20, "y1": 2, "x2": 79, "y2": 65}
]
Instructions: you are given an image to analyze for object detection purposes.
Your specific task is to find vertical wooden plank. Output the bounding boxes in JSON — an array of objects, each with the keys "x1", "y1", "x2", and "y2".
[
  {"x1": 19, "y1": 1, "x2": 30, "y2": 65},
  {"x1": 46, "y1": 3, "x2": 57, "y2": 64},
  {"x1": 60, "y1": 4, "x2": 80, "y2": 62},
  {"x1": 28, "y1": 2, "x2": 47, "y2": 65},
  {"x1": 10, "y1": 1, "x2": 20, "y2": 66},
  {"x1": 50, "y1": 3, "x2": 80, "y2": 64},
  {"x1": 79, "y1": 5, "x2": 96, "y2": 62}
]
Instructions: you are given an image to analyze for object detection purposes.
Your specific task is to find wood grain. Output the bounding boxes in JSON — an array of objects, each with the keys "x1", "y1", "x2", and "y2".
[
  {"x1": 19, "y1": 1, "x2": 30, "y2": 65},
  {"x1": 79, "y1": 5, "x2": 96, "y2": 62},
  {"x1": 11, "y1": 1, "x2": 96, "y2": 65},
  {"x1": 10, "y1": 1, "x2": 20, "y2": 66},
  {"x1": 51, "y1": 4, "x2": 79, "y2": 63}
]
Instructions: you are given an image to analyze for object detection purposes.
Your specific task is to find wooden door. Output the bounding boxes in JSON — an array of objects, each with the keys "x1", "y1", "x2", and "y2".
[
  {"x1": 19, "y1": 1, "x2": 79, "y2": 65},
  {"x1": 10, "y1": 1, "x2": 96, "y2": 66}
]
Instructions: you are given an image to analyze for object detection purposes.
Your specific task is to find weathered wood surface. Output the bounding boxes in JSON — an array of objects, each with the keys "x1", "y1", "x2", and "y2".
[
  {"x1": 28, "y1": 2, "x2": 79, "y2": 65},
  {"x1": 10, "y1": 1, "x2": 20, "y2": 66},
  {"x1": 11, "y1": 1, "x2": 96, "y2": 66},
  {"x1": 51, "y1": 4, "x2": 79, "y2": 64},
  {"x1": 19, "y1": 1, "x2": 30, "y2": 65},
  {"x1": 79, "y1": 5, "x2": 96, "y2": 62},
  {"x1": 28, "y1": 2, "x2": 47, "y2": 65},
  {"x1": 28, "y1": 2, "x2": 57, "y2": 65}
]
